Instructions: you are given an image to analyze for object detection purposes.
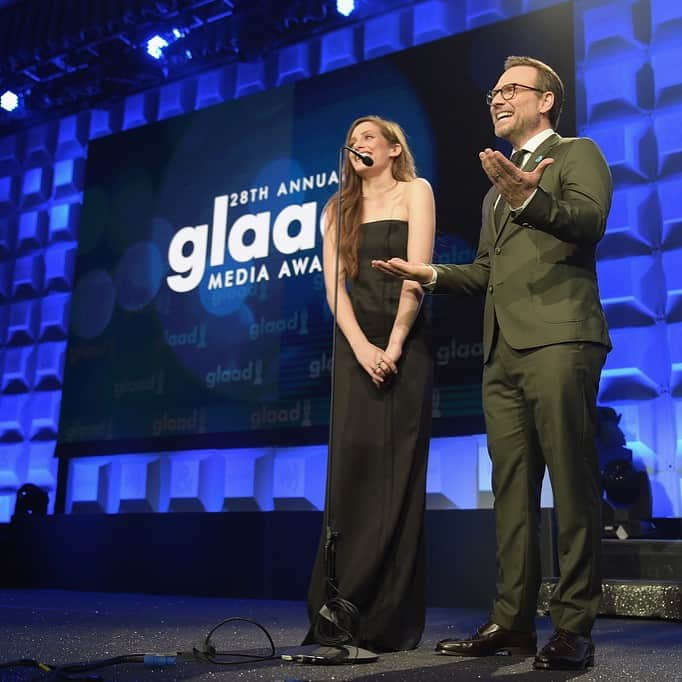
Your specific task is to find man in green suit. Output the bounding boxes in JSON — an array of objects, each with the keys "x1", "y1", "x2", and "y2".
[{"x1": 371, "y1": 56, "x2": 612, "y2": 670}]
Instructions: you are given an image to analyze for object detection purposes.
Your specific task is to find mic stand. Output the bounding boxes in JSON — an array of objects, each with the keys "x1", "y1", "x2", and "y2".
[{"x1": 289, "y1": 147, "x2": 378, "y2": 666}]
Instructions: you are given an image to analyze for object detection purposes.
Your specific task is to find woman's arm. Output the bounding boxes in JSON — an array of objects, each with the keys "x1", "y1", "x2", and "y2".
[
  {"x1": 385, "y1": 178, "x2": 435, "y2": 365},
  {"x1": 323, "y1": 208, "x2": 397, "y2": 386}
]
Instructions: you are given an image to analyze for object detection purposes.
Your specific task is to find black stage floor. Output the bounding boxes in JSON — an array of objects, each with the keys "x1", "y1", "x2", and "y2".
[{"x1": 0, "y1": 590, "x2": 680, "y2": 681}]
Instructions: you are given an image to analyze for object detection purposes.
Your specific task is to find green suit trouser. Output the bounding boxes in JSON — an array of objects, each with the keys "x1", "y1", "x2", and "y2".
[{"x1": 485, "y1": 328, "x2": 607, "y2": 636}]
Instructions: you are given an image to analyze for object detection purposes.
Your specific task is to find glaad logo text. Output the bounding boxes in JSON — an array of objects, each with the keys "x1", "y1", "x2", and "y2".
[
  {"x1": 166, "y1": 195, "x2": 325, "y2": 293},
  {"x1": 165, "y1": 323, "x2": 207, "y2": 348}
]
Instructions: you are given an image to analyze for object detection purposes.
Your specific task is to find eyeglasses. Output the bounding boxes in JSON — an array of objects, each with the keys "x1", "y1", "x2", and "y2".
[{"x1": 486, "y1": 83, "x2": 545, "y2": 105}]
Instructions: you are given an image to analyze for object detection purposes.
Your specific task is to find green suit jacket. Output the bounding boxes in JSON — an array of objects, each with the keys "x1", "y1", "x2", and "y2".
[{"x1": 433, "y1": 133, "x2": 612, "y2": 363}]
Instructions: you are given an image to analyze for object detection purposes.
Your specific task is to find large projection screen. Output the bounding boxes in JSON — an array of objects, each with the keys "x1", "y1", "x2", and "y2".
[{"x1": 57, "y1": 3, "x2": 575, "y2": 457}]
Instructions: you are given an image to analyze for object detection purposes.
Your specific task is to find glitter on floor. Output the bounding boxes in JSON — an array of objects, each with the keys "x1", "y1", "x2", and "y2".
[{"x1": 0, "y1": 590, "x2": 680, "y2": 681}]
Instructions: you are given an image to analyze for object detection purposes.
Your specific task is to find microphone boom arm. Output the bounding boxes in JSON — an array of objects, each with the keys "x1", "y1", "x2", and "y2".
[{"x1": 343, "y1": 145, "x2": 374, "y2": 167}]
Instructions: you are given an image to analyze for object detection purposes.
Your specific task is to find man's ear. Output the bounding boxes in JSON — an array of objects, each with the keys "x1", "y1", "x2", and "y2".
[{"x1": 539, "y1": 91, "x2": 554, "y2": 116}]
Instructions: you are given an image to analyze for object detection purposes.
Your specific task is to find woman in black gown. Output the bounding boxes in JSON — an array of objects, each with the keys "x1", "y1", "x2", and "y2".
[{"x1": 304, "y1": 116, "x2": 435, "y2": 653}]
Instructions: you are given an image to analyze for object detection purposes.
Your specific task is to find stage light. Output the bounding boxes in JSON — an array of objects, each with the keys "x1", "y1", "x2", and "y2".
[
  {"x1": 146, "y1": 28, "x2": 189, "y2": 61},
  {"x1": 336, "y1": 0, "x2": 356, "y2": 17},
  {"x1": 12, "y1": 483, "x2": 48, "y2": 521},
  {"x1": 597, "y1": 407, "x2": 655, "y2": 539},
  {"x1": 0, "y1": 90, "x2": 19, "y2": 112},
  {"x1": 146, "y1": 35, "x2": 169, "y2": 59}
]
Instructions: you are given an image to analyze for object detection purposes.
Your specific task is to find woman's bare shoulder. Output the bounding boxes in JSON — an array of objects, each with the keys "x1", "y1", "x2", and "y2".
[{"x1": 404, "y1": 177, "x2": 433, "y2": 191}]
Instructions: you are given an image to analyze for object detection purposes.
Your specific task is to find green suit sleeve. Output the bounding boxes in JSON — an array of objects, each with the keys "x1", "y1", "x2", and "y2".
[
  {"x1": 431, "y1": 198, "x2": 491, "y2": 296},
  {"x1": 516, "y1": 137, "x2": 612, "y2": 246}
]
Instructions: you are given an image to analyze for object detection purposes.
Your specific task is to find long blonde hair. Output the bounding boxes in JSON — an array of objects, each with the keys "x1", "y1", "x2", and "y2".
[{"x1": 325, "y1": 116, "x2": 417, "y2": 279}]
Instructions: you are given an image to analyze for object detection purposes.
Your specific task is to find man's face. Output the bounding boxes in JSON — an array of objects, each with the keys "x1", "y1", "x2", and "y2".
[{"x1": 489, "y1": 65, "x2": 550, "y2": 146}]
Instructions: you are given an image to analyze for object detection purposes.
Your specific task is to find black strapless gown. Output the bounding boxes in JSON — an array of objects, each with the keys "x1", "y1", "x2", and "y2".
[{"x1": 304, "y1": 219, "x2": 433, "y2": 652}]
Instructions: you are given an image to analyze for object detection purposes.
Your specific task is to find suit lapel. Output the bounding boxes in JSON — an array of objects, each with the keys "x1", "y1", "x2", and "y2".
[
  {"x1": 484, "y1": 188, "x2": 498, "y2": 242},
  {"x1": 522, "y1": 132, "x2": 561, "y2": 173},
  {"x1": 493, "y1": 194, "x2": 511, "y2": 243}
]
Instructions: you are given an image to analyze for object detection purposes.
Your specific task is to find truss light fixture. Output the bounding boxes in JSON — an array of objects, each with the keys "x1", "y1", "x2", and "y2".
[
  {"x1": 336, "y1": 0, "x2": 356, "y2": 17},
  {"x1": 146, "y1": 34, "x2": 169, "y2": 59},
  {"x1": 172, "y1": 27, "x2": 186, "y2": 39},
  {"x1": 0, "y1": 90, "x2": 19, "y2": 112}
]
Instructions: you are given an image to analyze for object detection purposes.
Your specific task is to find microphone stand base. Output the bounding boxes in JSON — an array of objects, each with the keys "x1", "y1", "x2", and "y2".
[{"x1": 281, "y1": 645, "x2": 379, "y2": 665}]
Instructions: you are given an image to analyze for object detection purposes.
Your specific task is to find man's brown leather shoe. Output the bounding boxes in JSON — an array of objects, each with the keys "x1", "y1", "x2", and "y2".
[
  {"x1": 533, "y1": 629, "x2": 595, "y2": 670},
  {"x1": 436, "y1": 620, "x2": 537, "y2": 657}
]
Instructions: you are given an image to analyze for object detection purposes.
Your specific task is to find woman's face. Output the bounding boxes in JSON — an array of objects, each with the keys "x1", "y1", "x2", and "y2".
[{"x1": 347, "y1": 120, "x2": 399, "y2": 173}]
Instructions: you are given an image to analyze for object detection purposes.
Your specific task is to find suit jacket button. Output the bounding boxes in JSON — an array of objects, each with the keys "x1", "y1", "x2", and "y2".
[
  {"x1": 488, "y1": 285, "x2": 493, "y2": 293},
  {"x1": 495, "y1": 247, "x2": 501, "y2": 255}
]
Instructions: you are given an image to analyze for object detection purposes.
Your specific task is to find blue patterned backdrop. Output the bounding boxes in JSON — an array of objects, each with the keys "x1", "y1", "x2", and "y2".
[{"x1": 0, "y1": 0, "x2": 680, "y2": 520}]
